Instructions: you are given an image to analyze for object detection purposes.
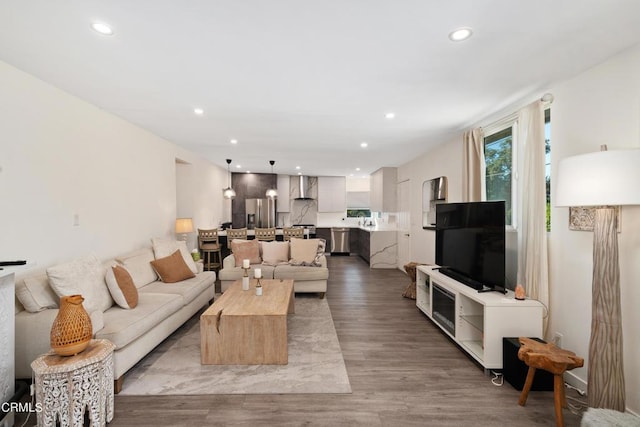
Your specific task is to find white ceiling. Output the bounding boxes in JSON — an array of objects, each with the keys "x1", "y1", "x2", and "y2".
[{"x1": 2, "y1": 1, "x2": 640, "y2": 177}]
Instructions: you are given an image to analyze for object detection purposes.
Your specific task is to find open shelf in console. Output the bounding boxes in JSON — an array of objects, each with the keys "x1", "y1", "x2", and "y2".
[{"x1": 416, "y1": 265, "x2": 544, "y2": 370}]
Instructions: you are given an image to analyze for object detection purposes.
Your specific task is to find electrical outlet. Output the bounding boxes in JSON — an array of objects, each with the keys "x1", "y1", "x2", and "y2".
[{"x1": 553, "y1": 332, "x2": 563, "y2": 347}]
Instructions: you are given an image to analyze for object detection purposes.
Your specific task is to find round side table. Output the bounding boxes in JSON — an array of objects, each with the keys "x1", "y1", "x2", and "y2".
[{"x1": 31, "y1": 339, "x2": 115, "y2": 427}]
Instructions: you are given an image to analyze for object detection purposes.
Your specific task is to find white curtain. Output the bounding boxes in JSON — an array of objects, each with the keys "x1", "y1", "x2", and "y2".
[
  {"x1": 517, "y1": 100, "x2": 550, "y2": 335},
  {"x1": 462, "y1": 128, "x2": 485, "y2": 202}
]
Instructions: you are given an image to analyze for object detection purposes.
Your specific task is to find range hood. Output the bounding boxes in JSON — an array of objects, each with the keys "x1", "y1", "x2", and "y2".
[{"x1": 294, "y1": 175, "x2": 314, "y2": 200}]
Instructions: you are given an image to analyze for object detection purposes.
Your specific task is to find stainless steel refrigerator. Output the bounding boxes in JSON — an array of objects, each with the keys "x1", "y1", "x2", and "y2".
[{"x1": 245, "y1": 198, "x2": 276, "y2": 229}]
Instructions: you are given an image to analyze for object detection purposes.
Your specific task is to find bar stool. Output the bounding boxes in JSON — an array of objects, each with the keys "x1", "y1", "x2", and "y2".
[
  {"x1": 283, "y1": 227, "x2": 304, "y2": 241},
  {"x1": 198, "y1": 229, "x2": 222, "y2": 272},
  {"x1": 226, "y1": 228, "x2": 247, "y2": 242},
  {"x1": 517, "y1": 337, "x2": 584, "y2": 427},
  {"x1": 255, "y1": 227, "x2": 276, "y2": 241}
]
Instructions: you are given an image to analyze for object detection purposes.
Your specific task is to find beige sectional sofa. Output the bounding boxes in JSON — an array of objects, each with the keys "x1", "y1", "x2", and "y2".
[
  {"x1": 14, "y1": 239, "x2": 215, "y2": 392},
  {"x1": 219, "y1": 238, "x2": 328, "y2": 297}
]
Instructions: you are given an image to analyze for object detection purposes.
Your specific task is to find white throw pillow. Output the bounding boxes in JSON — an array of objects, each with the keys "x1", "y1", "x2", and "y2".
[
  {"x1": 15, "y1": 273, "x2": 59, "y2": 312},
  {"x1": 47, "y1": 254, "x2": 114, "y2": 313},
  {"x1": 116, "y1": 248, "x2": 158, "y2": 288},
  {"x1": 289, "y1": 238, "x2": 322, "y2": 265},
  {"x1": 261, "y1": 241, "x2": 290, "y2": 266},
  {"x1": 151, "y1": 238, "x2": 198, "y2": 274}
]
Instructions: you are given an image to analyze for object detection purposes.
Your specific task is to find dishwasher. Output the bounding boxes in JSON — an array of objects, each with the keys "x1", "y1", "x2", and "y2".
[{"x1": 330, "y1": 227, "x2": 350, "y2": 255}]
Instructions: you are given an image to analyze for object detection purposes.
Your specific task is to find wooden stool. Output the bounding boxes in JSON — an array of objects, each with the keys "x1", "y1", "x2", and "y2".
[
  {"x1": 198, "y1": 229, "x2": 222, "y2": 272},
  {"x1": 402, "y1": 262, "x2": 421, "y2": 299},
  {"x1": 517, "y1": 337, "x2": 584, "y2": 427}
]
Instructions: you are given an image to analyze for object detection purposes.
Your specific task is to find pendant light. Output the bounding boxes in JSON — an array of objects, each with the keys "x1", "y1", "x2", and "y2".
[
  {"x1": 265, "y1": 160, "x2": 278, "y2": 199},
  {"x1": 222, "y1": 158, "x2": 236, "y2": 199}
]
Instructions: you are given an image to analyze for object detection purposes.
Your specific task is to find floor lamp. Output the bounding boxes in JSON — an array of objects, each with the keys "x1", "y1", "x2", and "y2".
[{"x1": 556, "y1": 147, "x2": 640, "y2": 411}]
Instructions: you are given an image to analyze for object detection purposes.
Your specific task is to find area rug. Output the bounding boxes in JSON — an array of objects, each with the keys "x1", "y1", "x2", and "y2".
[{"x1": 119, "y1": 296, "x2": 352, "y2": 395}]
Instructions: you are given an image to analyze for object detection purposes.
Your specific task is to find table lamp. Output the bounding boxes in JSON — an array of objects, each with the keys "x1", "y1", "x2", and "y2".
[
  {"x1": 175, "y1": 218, "x2": 194, "y2": 241},
  {"x1": 555, "y1": 147, "x2": 640, "y2": 411}
]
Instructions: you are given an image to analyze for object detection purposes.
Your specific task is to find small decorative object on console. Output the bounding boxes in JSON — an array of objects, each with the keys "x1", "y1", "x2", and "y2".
[
  {"x1": 242, "y1": 259, "x2": 250, "y2": 291},
  {"x1": 514, "y1": 284, "x2": 526, "y2": 300},
  {"x1": 50, "y1": 294, "x2": 93, "y2": 356}
]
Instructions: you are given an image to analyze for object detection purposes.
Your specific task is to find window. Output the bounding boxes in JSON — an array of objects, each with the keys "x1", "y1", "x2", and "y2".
[
  {"x1": 484, "y1": 126, "x2": 514, "y2": 225},
  {"x1": 347, "y1": 209, "x2": 371, "y2": 218},
  {"x1": 483, "y1": 109, "x2": 551, "y2": 230}
]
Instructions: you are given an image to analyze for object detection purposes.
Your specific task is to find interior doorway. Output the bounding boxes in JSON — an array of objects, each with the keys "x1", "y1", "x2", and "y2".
[{"x1": 397, "y1": 179, "x2": 411, "y2": 270}]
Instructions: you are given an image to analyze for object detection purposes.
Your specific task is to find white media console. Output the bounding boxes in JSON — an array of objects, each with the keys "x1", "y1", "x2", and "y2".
[{"x1": 416, "y1": 265, "x2": 543, "y2": 370}]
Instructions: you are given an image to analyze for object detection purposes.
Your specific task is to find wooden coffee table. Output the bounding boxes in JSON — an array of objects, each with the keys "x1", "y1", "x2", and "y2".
[{"x1": 200, "y1": 279, "x2": 294, "y2": 365}]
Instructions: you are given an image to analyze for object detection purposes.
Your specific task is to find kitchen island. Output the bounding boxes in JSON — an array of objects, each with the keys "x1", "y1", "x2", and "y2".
[{"x1": 316, "y1": 225, "x2": 398, "y2": 269}]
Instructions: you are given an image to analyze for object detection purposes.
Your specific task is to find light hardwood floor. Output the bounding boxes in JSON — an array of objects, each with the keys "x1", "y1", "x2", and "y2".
[{"x1": 17, "y1": 255, "x2": 584, "y2": 426}]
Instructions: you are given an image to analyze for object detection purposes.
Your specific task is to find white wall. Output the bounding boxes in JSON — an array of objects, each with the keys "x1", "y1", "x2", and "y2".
[
  {"x1": 398, "y1": 137, "x2": 463, "y2": 264},
  {"x1": 549, "y1": 44, "x2": 640, "y2": 412},
  {"x1": 398, "y1": 44, "x2": 640, "y2": 414},
  {"x1": 0, "y1": 60, "x2": 227, "y2": 270}
]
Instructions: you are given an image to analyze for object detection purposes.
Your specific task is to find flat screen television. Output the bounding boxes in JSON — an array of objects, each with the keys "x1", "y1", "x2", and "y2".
[{"x1": 435, "y1": 201, "x2": 506, "y2": 293}]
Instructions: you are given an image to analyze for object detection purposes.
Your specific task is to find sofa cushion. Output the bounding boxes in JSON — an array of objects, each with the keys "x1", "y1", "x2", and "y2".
[
  {"x1": 151, "y1": 238, "x2": 198, "y2": 274},
  {"x1": 219, "y1": 263, "x2": 275, "y2": 282},
  {"x1": 97, "y1": 293, "x2": 183, "y2": 349},
  {"x1": 261, "y1": 241, "x2": 289, "y2": 266},
  {"x1": 105, "y1": 265, "x2": 139, "y2": 309},
  {"x1": 138, "y1": 271, "x2": 215, "y2": 306},
  {"x1": 231, "y1": 239, "x2": 261, "y2": 266},
  {"x1": 15, "y1": 273, "x2": 59, "y2": 312},
  {"x1": 290, "y1": 238, "x2": 324, "y2": 266},
  {"x1": 47, "y1": 254, "x2": 114, "y2": 313},
  {"x1": 151, "y1": 250, "x2": 196, "y2": 283},
  {"x1": 273, "y1": 264, "x2": 329, "y2": 281},
  {"x1": 116, "y1": 248, "x2": 158, "y2": 288}
]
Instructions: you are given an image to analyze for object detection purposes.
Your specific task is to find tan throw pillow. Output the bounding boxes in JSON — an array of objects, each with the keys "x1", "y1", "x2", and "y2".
[
  {"x1": 151, "y1": 238, "x2": 198, "y2": 275},
  {"x1": 150, "y1": 250, "x2": 196, "y2": 283},
  {"x1": 231, "y1": 239, "x2": 261, "y2": 267},
  {"x1": 105, "y1": 265, "x2": 139, "y2": 309},
  {"x1": 290, "y1": 238, "x2": 322, "y2": 266},
  {"x1": 261, "y1": 241, "x2": 290, "y2": 266}
]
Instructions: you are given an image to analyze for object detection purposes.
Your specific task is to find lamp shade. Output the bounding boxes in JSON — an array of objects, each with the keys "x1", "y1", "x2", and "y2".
[
  {"x1": 555, "y1": 149, "x2": 640, "y2": 207},
  {"x1": 175, "y1": 218, "x2": 194, "y2": 234}
]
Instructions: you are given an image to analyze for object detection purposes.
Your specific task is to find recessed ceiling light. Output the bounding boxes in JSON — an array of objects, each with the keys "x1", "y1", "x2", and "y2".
[
  {"x1": 193, "y1": 108, "x2": 204, "y2": 115},
  {"x1": 360, "y1": 142, "x2": 368, "y2": 148},
  {"x1": 356, "y1": 167, "x2": 361, "y2": 171},
  {"x1": 295, "y1": 166, "x2": 301, "y2": 170},
  {"x1": 91, "y1": 22, "x2": 114, "y2": 36},
  {"x1": 246, "y1": 170, "x2": 251, "y2": 174},
  {"x1": 350, "y1": 173, "x2": 354, "y2": 177},
  {"x1": 230, "y1": 139, "x2": 238, "y2": 144},
  {"x1": 297, "y1": 172, "x2": 302, "y2": 175},
  {"x1": 236, "y1": 164, "x2": 241, "y2": 169},
  {"x1": 385, "y1": 112, "x2": 395, "y2": 119},
  {"x1": 449, "y1": 27, "x2": 473, "y2": 42}
]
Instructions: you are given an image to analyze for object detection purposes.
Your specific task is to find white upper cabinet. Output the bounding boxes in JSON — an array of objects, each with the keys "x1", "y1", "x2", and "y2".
[
  {"x1": 370, "y1": 167, "x2": 397, "y2": 212},
  {"x1": 317, "y1": 176, "x2": 347, "y2": 212}
]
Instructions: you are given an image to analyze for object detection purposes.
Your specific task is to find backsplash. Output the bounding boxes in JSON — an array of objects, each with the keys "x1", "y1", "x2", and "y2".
[{"x1": 291, "y1": 199, "x2": 317, "y2": 224}]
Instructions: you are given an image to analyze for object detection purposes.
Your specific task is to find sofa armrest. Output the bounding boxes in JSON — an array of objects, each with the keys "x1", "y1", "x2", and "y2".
[
  {"x1": 318, "y1": 254, "x2": 327, "y2": 268},
  {"x1": 223, "y1": 254, "x2": 236, "y2": 269}
]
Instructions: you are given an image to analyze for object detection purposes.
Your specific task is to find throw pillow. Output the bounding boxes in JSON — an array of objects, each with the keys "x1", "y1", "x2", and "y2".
[
  {"x1": 151, "y1": 238, "x2": 198, "y2": 275},
  {"x1": 105, "y1": 265, "x2": 139, "y2": 309},
  {"x1": 116, "y1": 248, "x2": 158, "y2": 288},
  {"x1": 150, "y1": 250, "x2": 196, "y2": 283},
  {"x1": 231, "y1": 239, "x2": 262, "y2": 267},
  {"x1": 261, "y1": 241, "x2": 290, "y2": 266},
  {"x1": 289, "y1": 238, "x2": 322, "y2": 266},
  {"x1": 15, "y1": 273, "x2": 59, "y2": 312},
  {"x1": 47, "y1": 254, "x2": 114, "y2": 313}
]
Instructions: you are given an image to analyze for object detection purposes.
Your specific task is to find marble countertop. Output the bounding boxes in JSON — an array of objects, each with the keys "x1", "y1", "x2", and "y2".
[{"x1": 315, "y1": 225, "x2": 398, "y2": 232}]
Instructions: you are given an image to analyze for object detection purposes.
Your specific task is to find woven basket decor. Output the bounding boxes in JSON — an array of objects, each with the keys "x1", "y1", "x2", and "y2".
[{"x1": 50, "y1": 294, "x2": 93, "y2": 356}]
